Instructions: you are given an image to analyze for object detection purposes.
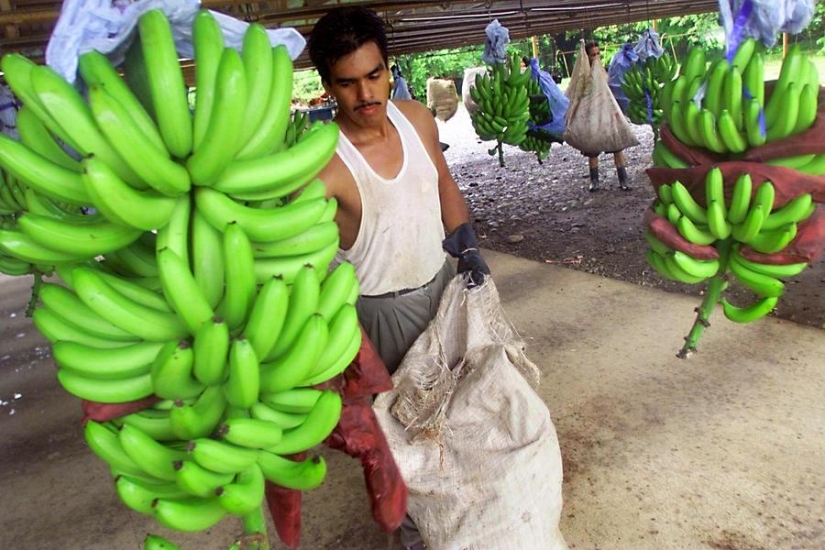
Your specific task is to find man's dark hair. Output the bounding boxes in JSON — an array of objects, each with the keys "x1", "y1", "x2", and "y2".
[
  {"x1": 308, "y1": 6, "x2": 389, "y2": 84},
  {"x1": 585, "y1": 42, "x2": 600, "y2": 56}
]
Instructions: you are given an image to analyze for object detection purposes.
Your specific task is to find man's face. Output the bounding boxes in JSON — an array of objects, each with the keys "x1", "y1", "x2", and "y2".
[
  {"x1": 587, "y1": 46, "x2": 600, "y2": 63},
  {"x1": 324, "y1": 41, "x2": 390, "y2": 127}
]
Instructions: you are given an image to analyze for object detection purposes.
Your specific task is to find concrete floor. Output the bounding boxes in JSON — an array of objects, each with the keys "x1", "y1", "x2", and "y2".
[{"x1": 1, "y1": 249, "x2": 823, "y2": 550}]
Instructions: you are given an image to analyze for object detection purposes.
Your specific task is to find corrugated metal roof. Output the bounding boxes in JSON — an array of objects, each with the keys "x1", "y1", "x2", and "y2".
[{"x1": 1, "y1": 0, "x2": 718, "y2": 69}]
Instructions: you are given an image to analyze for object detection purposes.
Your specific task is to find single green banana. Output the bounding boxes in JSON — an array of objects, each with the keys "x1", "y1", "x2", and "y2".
[
  {"x1": 727, "y1": 173, "x2": 753, "y2": 225},
  {"x1": 716, "y1": 109, "x2": 747, "y2": 153},
  {"x1": 186, "y1": 47, "x2": 248, "y2": 185},
  {"x1": 29, "y1": 64, "x2": 144, "y2": 188},
  {"x1": 84, "y1": 420, "x2": 151, "y2": 479},
  {"x1": 706, "y1": 199, "x2": 732, "y2": 240},
  {"x1": 17, "y1": 212, "x2": 142, "y2": 258},
  {"x1": 39, "y1": 282, "x2": 138, "y2": 342},
  {"x1": 169, "y1": 384, "x2": 228, "y2": 441},
  {"x1": 71, "y1": 266, "x2": 188, "y2": 341},
  {"x1": 256, "y1": 451, "x2": 327, "y2": 491},
  {"x1": 118, "y1": 423, "x2": 187, "y2": 481},
  {"x1": 143, "y1": 534, "x2": 184, "y2": 550},
  {"x1": 16, "y1": 104, "x2": 80, "y2": 172},
  {"x1": 677, "y1": 216, "x2": 717, "y2": 246},
  {"x1": 261, "y1": 314, "x2": 328, "y2": 393},
  {"x1": 267, "y1": 264, "x2": 321, "y2": 360},
  {"x1": 249, "y1": 402, "x2": 308, "y2": 430},
  {"x1": 77, "y1": 49, "x2": 167, "y2": 153},
  {"x1": 119, "y1": 408, "x2": 178, "y2": 442},
  {"x1": 721, "y1": 295, "x2": 779, "y2": 323},
  {"x1": 218, "y1": 417, "x2": 283, "y2": 449},
  {"x1": 187, "y1": 438, "x2": 259, "y2": 475},
  {"x1": 747, "y1": 223, "x2": 798, "y2": 254},
  {"x1": 728, "y1": 253, "x2": 785, "y2": 297},
  {"x1": 260, "y1": 388, "x2": 323, "y2": 414},
  {"x1": 762, "y1": 193, "x2": 814, "y2": 231},
  {"x1": 191, "y1": 9, "x2": 226, "y2": 151},
  {"x1": 235, "y1": 45, "x2": 294, "y2": 159},
  {"x1": 173, "y1": 459, "x2": 234, "y2": 498},
  {"x1": 190, "y1": 209, "x2": 226, "y2": 310},
  {"x1": 53, "y1": 340, "x2": 163, "y2": 381},
  {"x1": 57, "y1": 368, "x2": 154, "y2": 403},
  {"x1": 264, "y1": 390, "x2": 342, "y2": 455},
  {"x1": 243, "y1": 275, "x2": 289, "y2": 360},
  {"x1": 192, "y1": 316, "x2": 231, "y2": 386},
  {"x1": 133, "y1": 9, "x2": 193, "y2": 158},
  {"x1": 732, "y1": 246, "x2": 808, "y2": 278},
  {"x1": 237, "y1": 23, "x2": 274, "y2": 147},
  {"x1": 80, "y1": 155, "x2": 177, "y2": 231},
  {"x1": 223, "y1": 337, "x2": 260, "y2": 409},
  {"x1": 116, "y1": 475, "x2": 189, "y2": 515},
  {"x1": 0, "y1": 134, "x2": 90, "y2": 205},
  {"x1": 215, "y1": 463, "x2": 266, "y2": 516},
  {"x1": 150, "y1": 340, "x2": 205, "y2": 400},
  {"x1": 157, "y1": 246, "x2": 215, "y2": 334},
  {"x1": 670, "y1": 181, "x2": 708, "y2": 224},
  {"x1": 87, "y1": 84, "x2": 191, "y2": 197},
  {"x1": 153, "y1": 497, "x2": 226, "y2": 532},
  {"x1": 218, "y1": 222, "x2": 257, "y2": 331},
  {"x1": 195, "y1": 187, "x2": 328, "y2": 243},
  {"x1": 32, "y1": 307, "x2": 136, "y2": 349}
]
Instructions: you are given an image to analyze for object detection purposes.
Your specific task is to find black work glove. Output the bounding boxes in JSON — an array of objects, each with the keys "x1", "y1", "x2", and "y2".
[{"x1": 442, "y1": 223, "x2": 490, "y2": 287}]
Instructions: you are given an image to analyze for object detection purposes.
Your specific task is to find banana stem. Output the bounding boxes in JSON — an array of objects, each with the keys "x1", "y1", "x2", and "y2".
[
  {"x1": 496, "y1": 141, "x2": 505, "y2": 167},
  {"x1": 237, "y1": 506, "x2": 269, "y2": 550},
  {"x1": 26, "y1": 270, "x2": 44, "y2": 317},
  {"x1": 677, "y1": 240, "x2": 732, "y2": 359}
]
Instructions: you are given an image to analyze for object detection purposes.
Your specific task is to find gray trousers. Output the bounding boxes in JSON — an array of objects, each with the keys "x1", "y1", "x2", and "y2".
[{"x1": 357, "y1": 260, "x2": 455, "y2": 376}]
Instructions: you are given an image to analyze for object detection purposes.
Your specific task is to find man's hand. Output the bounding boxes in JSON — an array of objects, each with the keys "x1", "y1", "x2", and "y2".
[{"x1": 442, "y1": 223, "x2": 490, "y2": 287}]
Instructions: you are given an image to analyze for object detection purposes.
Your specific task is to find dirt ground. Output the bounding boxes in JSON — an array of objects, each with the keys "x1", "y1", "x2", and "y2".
[{"x1": 438, "y1": 104, "x2": 825, "y2": 330}]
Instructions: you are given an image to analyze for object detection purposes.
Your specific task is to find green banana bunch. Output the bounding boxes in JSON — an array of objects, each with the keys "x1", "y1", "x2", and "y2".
[
  {"x1": 0, "y1": 8, "x2": 373, "y2": 540},
  {"x1": 662, "y1": 39, "x2": 819, "y2": 154},
  {"x1": 469, "y1": 52, "x2": 531, "y2": 166},
  {"x1": 621, "y1": 53, "x2": 678, "y2": 128},
  {"x1": 515, "y1": 75, "x2": 561, "y2": 164},
  {"x1": 648, "y1": 166, "x2": 817, "y2": 351}
]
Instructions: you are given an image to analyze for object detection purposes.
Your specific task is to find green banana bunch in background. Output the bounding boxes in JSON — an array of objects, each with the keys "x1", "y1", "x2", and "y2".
[
  {"x1": 621, "y1": 53, "x2": 678, "y2": 129},
  {"x1": 468, "y1": 51, "x2": 531, "y2": 166},
  {"x1": 0, "y1": 9, "x2": 365, "y2": 544},
  {"x1": 660, "y1": 39, "x2": 819, "y2": 154}
]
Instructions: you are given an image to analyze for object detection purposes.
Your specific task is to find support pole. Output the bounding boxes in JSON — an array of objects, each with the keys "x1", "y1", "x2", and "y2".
[{"x1": 531, "y1": 35, "x2": 539, "y2": 59}]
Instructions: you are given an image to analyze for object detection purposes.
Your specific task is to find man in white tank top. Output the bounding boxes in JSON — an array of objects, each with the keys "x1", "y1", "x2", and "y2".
[{"x1": 309, "y1": 8, "x2": 488, "y2": 549}]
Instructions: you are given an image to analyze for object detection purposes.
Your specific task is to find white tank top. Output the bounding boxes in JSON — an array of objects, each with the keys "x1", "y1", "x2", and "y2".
[{"x1": 334, "y1": 101, "x2": 446, "y2": 296}]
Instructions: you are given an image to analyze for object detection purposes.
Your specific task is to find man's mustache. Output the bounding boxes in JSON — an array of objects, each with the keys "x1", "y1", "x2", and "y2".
[{"x1": 355, "y1": 101, "x2": 382, "y2": 111}]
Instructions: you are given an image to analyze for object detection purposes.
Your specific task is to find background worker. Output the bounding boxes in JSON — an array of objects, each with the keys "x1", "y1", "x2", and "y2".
[
  {"x1": 308, "y1": 10, "x2": 488, "y2": 548},
  {"x1": 582, "y1": 41, "x2": 632, "y2": 192}
]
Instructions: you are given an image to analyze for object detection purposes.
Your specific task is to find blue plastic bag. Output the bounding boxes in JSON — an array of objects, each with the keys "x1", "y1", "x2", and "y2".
[
  {"x1": 633, "y1": 28, "x2": 664, "y2": 62},
  {"x1": 481, "y1": 20, "x2": 509, "y2": 65},
  {"x1": 607, "y1": 44, "x2": 638, "y2": 114},
  {"x1": 527, "y1": 58, "x2": 568, "y2": 138},
  {"x1": 391, "y1": 66, "x2": 412, "y2": 100},
  {"x1": 719, "y1": 0, "x2": 815, "y2": 52}
]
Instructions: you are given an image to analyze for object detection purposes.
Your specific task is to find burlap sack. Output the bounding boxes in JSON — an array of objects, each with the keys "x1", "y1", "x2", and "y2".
[
  {"x1": 426, "y1": 77, "x2": 459, "y2": 122},
  {"x1": 563, "y1": 41, "x2": 639, "y2": 154},
  {"x1": 374, "y1": 276, "x2": 567, "y2": 550},
  {"x1": 461, "y1": 66, "x2": 488, "y2": 116}
]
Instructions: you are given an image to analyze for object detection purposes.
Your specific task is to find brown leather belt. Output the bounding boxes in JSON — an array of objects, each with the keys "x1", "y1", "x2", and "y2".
[{"x1": 361, "y1": 272, "x2": 438, "y2": 299}]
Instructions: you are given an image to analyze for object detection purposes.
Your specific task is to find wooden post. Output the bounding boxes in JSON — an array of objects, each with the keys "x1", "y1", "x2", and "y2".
[
  {"x1": 652, "y1": 19, "x2": 658, "y2": 32},
  {"x1": 531, "y1": 35, "x2": 539, "y2": 59}
]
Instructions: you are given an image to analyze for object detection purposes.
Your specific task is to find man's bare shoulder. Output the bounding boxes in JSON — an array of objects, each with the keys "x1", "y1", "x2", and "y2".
[
  {"x1": 392, "y1": 99, "x2": 433, "y2": 125},
  {"x1": 318, "y1": 153, "x2": 352, "y2": 198}
]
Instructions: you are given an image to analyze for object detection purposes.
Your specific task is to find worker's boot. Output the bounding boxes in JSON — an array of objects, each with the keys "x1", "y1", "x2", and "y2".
[
  {"x1": 617, "y1": 166, "x2": 631, "y2": 190},
  {"x1": 588, "y1": 167, "x2": 600, "y2": 192}
]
